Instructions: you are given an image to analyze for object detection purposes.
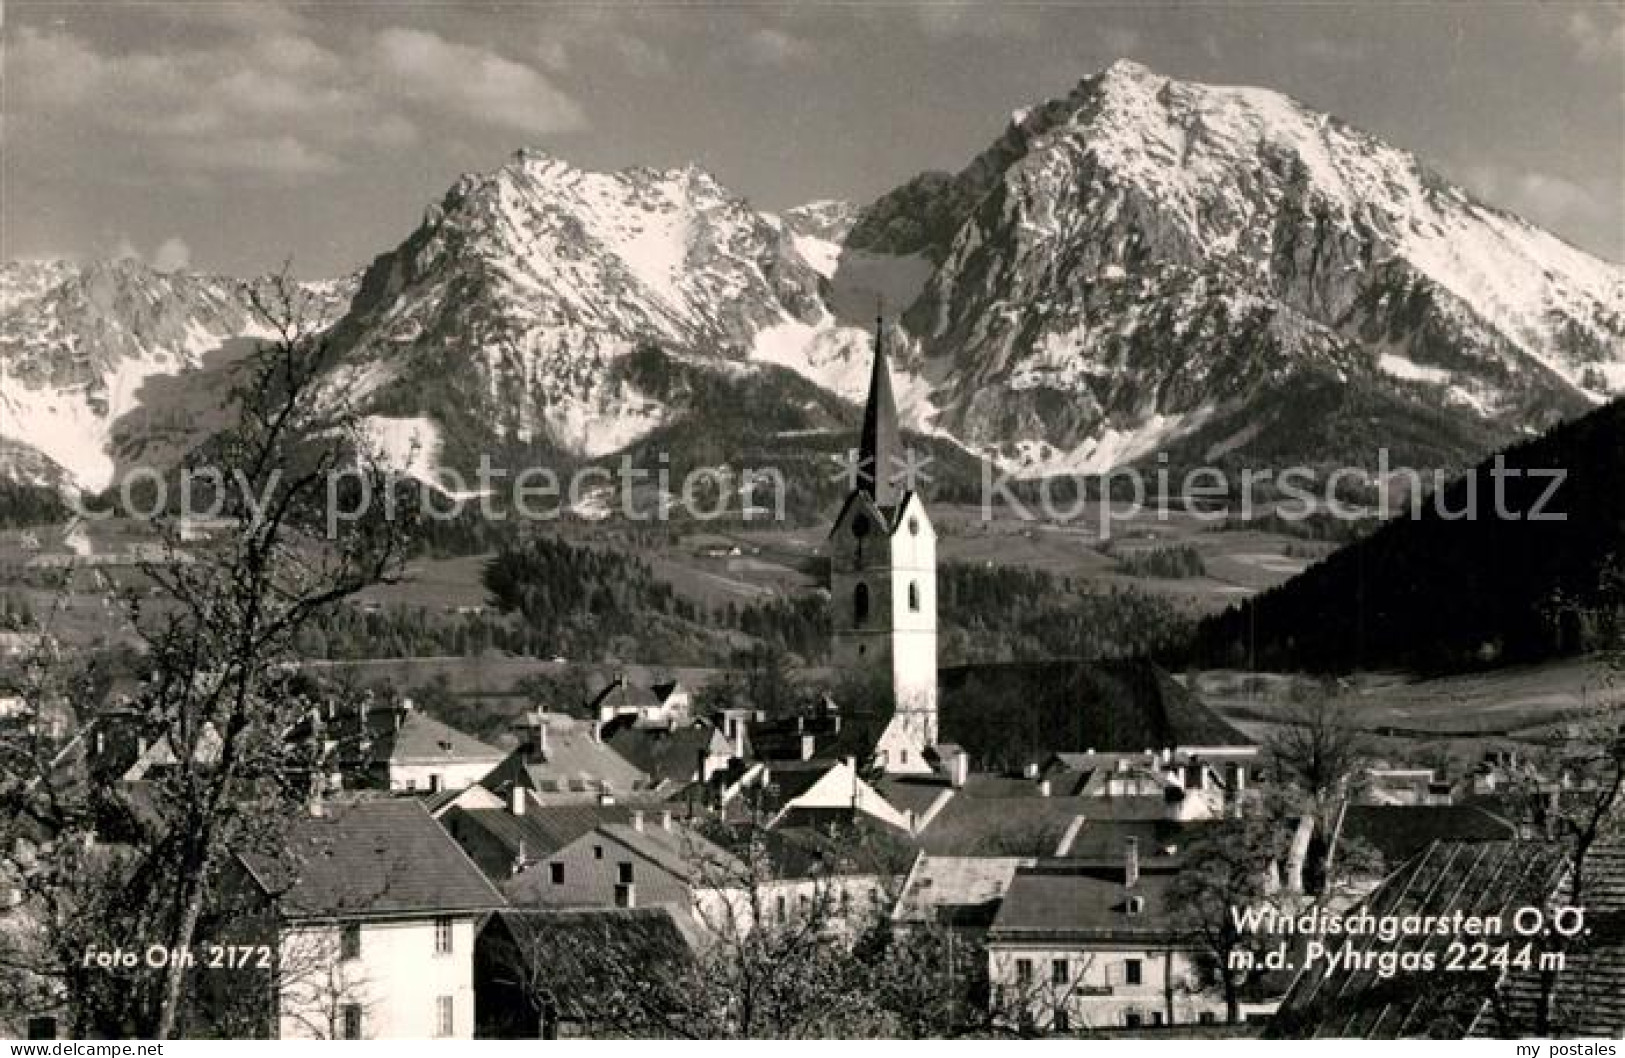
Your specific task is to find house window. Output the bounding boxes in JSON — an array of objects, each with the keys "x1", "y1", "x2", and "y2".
[
  {"x1": 618, "y1": 862, "x2": 634, "y2": 885},
  {"x1": 340, "y1": 923, "x2": 361, "y2": 961},
  {"x1": 1152, "y1": 1011, "x2": 1165, "y2": 1027},
  {"x1": 908, "y1": 516, "x2": 919, "y2": 536},
  {"x1": 1124, "y1": 1011, "x2": 1143, "y2": 1029},
  {"x1": 1053, "y1": 1010, "x2": 1070, "y2": 1033},
  {"x1": 1199, "y1": 1011, "x2": 1217, "y2": 1025},
  {"x1": 549, "y1": 862, "x2": 565, "y2": 885},
  {"x1": 1015, "y1": 958, "x2": 1033, "y2": 986},
  {"x1": 854, "y1": 583, "x2": 870, "y2": 625},
  {"x1": 1051, "y1": 958, "x2": 1069, "y2": 985},
  {"x1": 340, "y1": 1004, "x2": 363, "y2": 1040},
  {"x1": 593, "y1": 845, "x2": 604, "y2": 860},
  {"x1": 434, "y1": 995, "x2": 453, "y2": 1038},
  {"x1": 908, "y1": 581, "x2": 920, "y2": 612},
  {"x1": 25, "y1": 1017, "x2": 57, "y2": 1040},
  {"x1": 1125, "y1": 958, "x2": 1143, "y2": 986},
  {"x1": 434, "y1": 916, "x2": 453, "y2": 955}
]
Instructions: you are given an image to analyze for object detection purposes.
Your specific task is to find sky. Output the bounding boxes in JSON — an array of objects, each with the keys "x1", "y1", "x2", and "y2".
[{"x1": 3, "y1": 1, "x2": 1622, "y2": 277}]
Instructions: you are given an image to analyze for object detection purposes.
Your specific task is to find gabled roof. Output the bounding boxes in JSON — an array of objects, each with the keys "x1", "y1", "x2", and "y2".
[
  {"x1": 607, "y1": 723, "x2": 729, "y2": 786},
  {"x1": 1271, "y1": 840, "x2": 1574, "y2": 1039},
  {"x1": 988, "y1": 859, "x2": 1184, "y2": 942},
  {"x1": 938, "y1": 659, "x2": 1253, "y2": 769},
  {"x1": 595, "y1": 821, "x2": 744, "y2": 883},
  {"x1": 895, "y1": 854, "x2": 1035, "y2": 927},
  {"x1": 915, "y1": 794, "x2": 1091, "y2": 856},
  {"x1": 446, "y1": 801, "x2": 633, "y2": 864},
  {"x1": 589, "y1": 678, "x2": 664, "y2": 714},
  {"x1": 372, "y1": 710, "x2": 504, "y2": 766},
  {"x1": 481, "y1": 726, "x2": 649, "y2": 798},
  {"x1": 1472, "y1": 845, "x2": 1625, "y2": 1038},
  {"x1": 240, "y1": 799, "x2": 506, "y2": 920},
  {"x1": 1341, "y1": 804, "x2": 1517, "y2": 867},
  {"x1": 480, "y1": 908, "x2": 695, "y2": 1025}
]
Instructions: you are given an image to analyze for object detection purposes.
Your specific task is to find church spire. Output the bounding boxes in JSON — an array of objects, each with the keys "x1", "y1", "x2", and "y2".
[{"x1": 858, "y1": 315, "x2": 903, "y2": 506}]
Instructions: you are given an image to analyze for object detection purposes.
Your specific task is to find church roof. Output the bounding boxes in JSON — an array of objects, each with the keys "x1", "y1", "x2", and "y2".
[
  {"x1": 937, "y1": 659, "x2": 1253, "y2": 771},
  {"x1": 858, "y1": 318, "x2": 904, "y2": 507}
]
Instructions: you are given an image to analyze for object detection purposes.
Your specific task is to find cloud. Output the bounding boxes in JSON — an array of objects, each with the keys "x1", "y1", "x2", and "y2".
[
  {"x1": 5, "y1": 19, "x2": 585, "y2": 185},
  {"x1": 1460, "y1": 163, "x2": 1613, "y2": 241},
  {"x1": 1298, "y1": 36, "x2": 1365, "y2": 62},
  {"x1": 103, "y1": 234, "x2": 193, "y2": 271},
  {"x1": 743, "y1": 27, "x2": 814, "y2": 67},
  {"x1": 150, "y1": 237, "x2": 192, "y2": 272},
  {"x1": 1100, "y1": 28, "x2": 1142, "y2": 57},
  {"x1": 370, "y1": 27, "x2": 585, "y2": 136},
  {"x1": 1564, "y1": 8, "x2": 1625, "y2": 62},
  {"x1": 911, "y1": 4, "x2": 1041, "y2": 39}
]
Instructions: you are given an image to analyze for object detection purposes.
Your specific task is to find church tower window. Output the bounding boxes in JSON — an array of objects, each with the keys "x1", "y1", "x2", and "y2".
[
  {"x1": 854, "y1": 582, "x2": 870, "y2": 625},
  {"x1": 908, "y1": 581, "x2": 920, "y2": 612}
]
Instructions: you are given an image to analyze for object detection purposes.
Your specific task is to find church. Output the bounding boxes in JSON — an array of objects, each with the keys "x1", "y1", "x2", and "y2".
[{"x1": 825, "y1": 320, "x2": 1258, "y2": 792}]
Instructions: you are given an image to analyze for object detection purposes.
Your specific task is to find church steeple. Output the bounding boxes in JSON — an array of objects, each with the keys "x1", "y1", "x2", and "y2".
[{"x1": 858, "y1": 316, "x2": 903, "y2": 507}]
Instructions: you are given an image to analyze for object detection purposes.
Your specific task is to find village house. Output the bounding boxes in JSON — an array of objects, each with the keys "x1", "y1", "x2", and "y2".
[
  {"x1": 473, "y1": 907, "x2": 695, "y2": 1038},
  {"x1": 1270, "y1": 839, "x2": 1625, "y2": 1038},
  {"x1": 985, "y1": 842, "x2": 1277, "y2": 1032},
  {"x1": 480, "y1": 709, "x2": 650, "y2": 805},
  {"x1": 234, "y1": 799, "x2": 506, "y2": 1040},
  {"x1": 592, "y1": 676, "x2": 693, "y2": 731},
  {"x1": 502, "y1": 809, "x2": 737, "y2": 913},
  {"x1": 441, "y1": 788, "x2": 632, "y2": 881}
]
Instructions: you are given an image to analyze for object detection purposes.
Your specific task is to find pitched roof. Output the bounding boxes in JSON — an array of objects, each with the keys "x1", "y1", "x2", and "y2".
[
  {"x1": 857, "y1": 319, "x2": 903, "y2": 507},
  {"x1": 896, "y1": 855, "x2": 1035, "y2": 927},
  {"x1": 607, "y1": 723, "x2": 727, "y2": 786},
  {"x1": 1472, "y1": 845, "x2": 1625, "y2": 1038},
  {"x1": 589, "y1": 678, "x2": 663, "y2": 714},
  {"x1": 447, "y1": 801, "x2": 633, "y2": 864},
  {"x1": 1270, "y1": 840, "x2": 1574, "y2": 1039},
  {"x1": 873, "y1": 776, "x2": 954, "y2": 820},
  {"x1": 481, "y1": 726, "x2": 649, "y2": 798},
  {"x1": 915, "y1": 794, "x2": 1091, "y2": 856},
  {"x1": 938, "y1": 660, "x2": 1253, "y2": 770},
  {"x1": 1341, "y1": 804, "x2": 1517, "y2": 867},
  {"x1": 372, "y1": 709, "x2": 505, "y2": 765},
  {"x1": 480, "y1": 908, "x2": 695, "y2": 1025},
  {"x1": 241, "y1": 799, "x2": 506, "y2": 920},
  {"x1": 989, "y1": 859, "x2": 1184, "y2": 943},
  {"x1": 596, "y1": 820, "x2": 744, "y2": 883}
]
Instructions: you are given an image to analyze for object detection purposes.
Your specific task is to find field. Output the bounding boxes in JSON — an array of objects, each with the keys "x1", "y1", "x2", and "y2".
[{"x1": 1199, "y1": 656, "x2": 1625, "y2": 772}]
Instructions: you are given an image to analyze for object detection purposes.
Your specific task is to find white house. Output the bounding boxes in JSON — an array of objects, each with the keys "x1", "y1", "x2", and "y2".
[{"x1": 236, "y1": 799, "x2": 506, "y2": 1039}]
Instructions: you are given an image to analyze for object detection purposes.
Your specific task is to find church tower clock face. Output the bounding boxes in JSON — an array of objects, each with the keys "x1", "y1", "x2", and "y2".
[{"x1": 827, "y1": 318, "x2": 939, "y2": 773}]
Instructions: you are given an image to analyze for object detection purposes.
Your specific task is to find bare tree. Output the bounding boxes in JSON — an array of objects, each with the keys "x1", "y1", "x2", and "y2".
[{"x1": 0, "y1": 269, "x2": 414, "y2": 1038}]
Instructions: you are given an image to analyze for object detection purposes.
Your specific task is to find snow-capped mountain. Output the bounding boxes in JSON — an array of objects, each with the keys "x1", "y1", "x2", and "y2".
[
  {"x1": 0, "y1": 259, "x2": 354, "y2": 489},
  {"x1": 3, "y1": 60, "x2": 1621, "y2": 495},
  {"x1": 860, "y1": 59, "x2": 1624, "y2": 471},
  {"x1": 323, "y1": 149, "x2": 830, "y2": 464}
]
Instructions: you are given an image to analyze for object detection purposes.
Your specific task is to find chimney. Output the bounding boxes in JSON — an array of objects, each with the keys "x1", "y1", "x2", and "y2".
[
  {"x1": 1124, "y1": 837, "x2": 1140, "y2": 889},
  {"x1": 598, "y1": 790, "x2": 616, "y2": 806},
  {"x1": 844, "y1": 755, "x2": 857, "y2": 773},
  {"x1": 511, "y1": 785, "x2": 526, "y2": 816},
  {"x1": 951, "y1": 751, "x2": 969, "y2": 789},
  {"x1": 402, "y1": 697, "x2": 415, "y2": 712},
  {"x1": 660, "y1": 810, "x2": 673, "y2": 832},
  {"x1": 733, "y1": 722, "x2": 745, "y2": 759},
  {"x1": 1038, "y1": 779, "x2": 1052, "y2": 798},
  {"x1": 1023, "y1": 762, "x2": 1039, "y2": 780},
  {"x1": 308, "y1": 798, "x2": 326, "y2": 819},
  {"x1": 800, "y1": 734, "x2": 816, "y2": 761},
  {"x1": 632, "y1": 810, "x2": 644, "y2": 833}
]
